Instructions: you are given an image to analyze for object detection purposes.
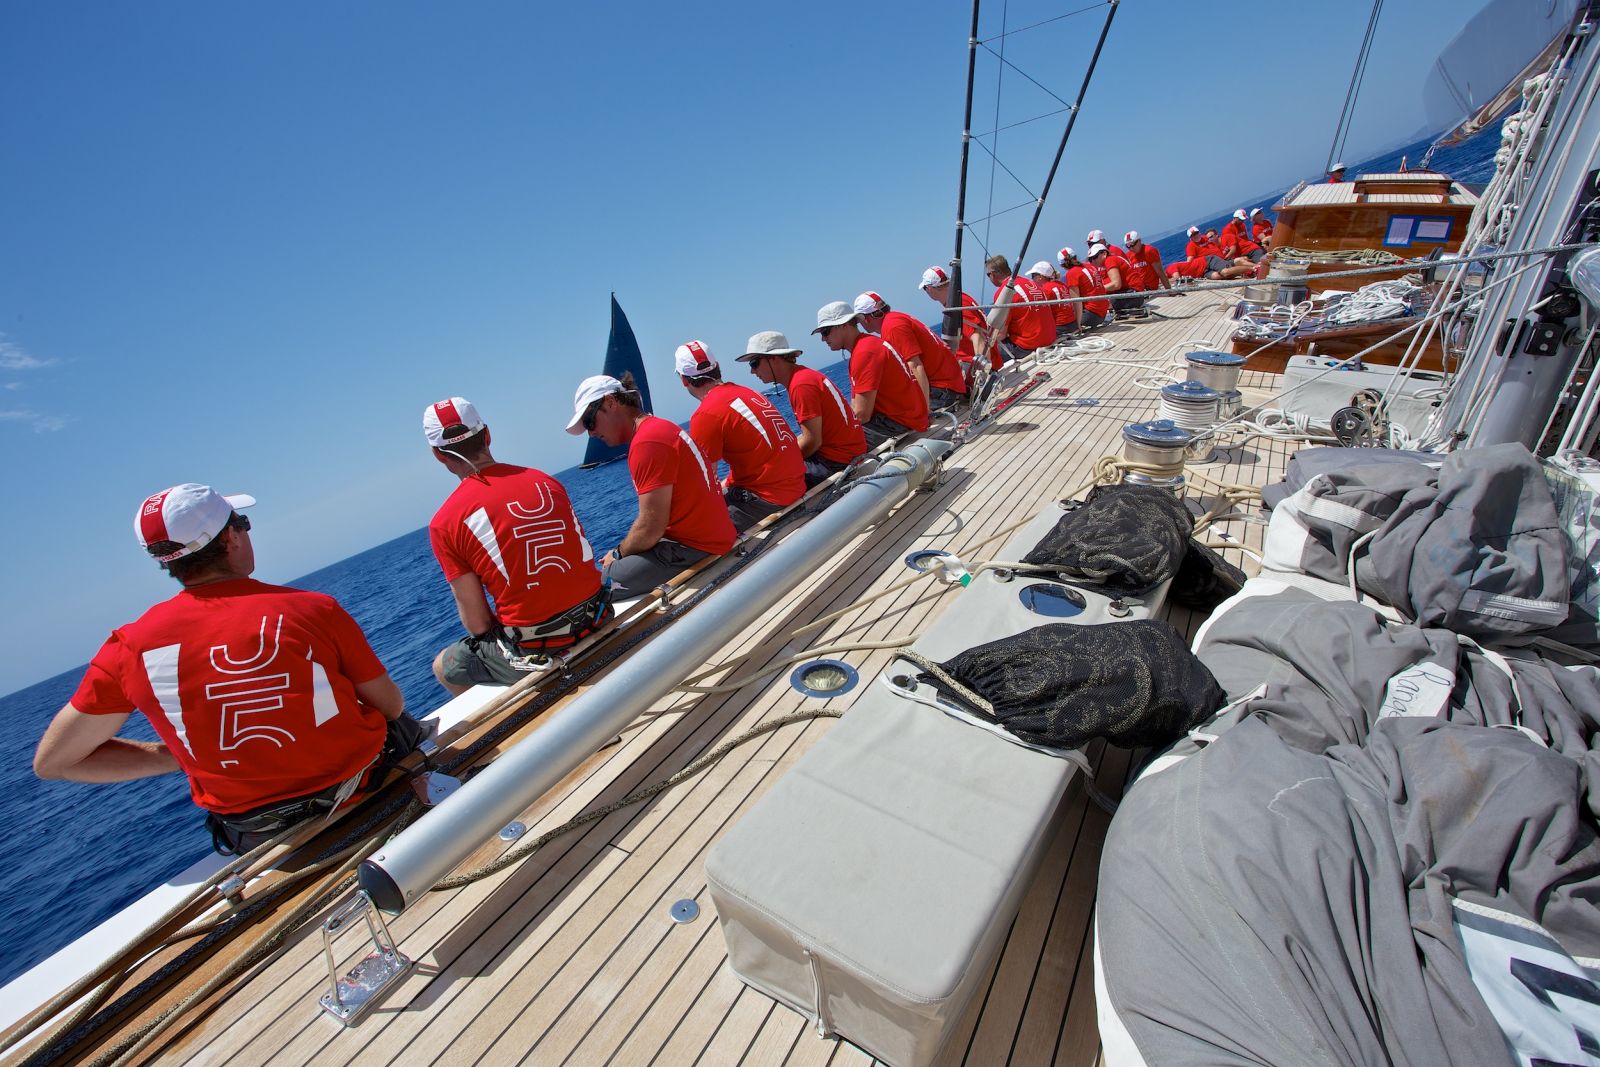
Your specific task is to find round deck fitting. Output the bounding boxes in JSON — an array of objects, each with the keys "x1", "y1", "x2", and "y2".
[
  {"x1": 1019, "y1": 583, "x2": 1088, "y2": 617},
  {"x1": 499, "y1": 822, "x2": 527, "y2": 842},
  {"x1": 789, "y1": 659, "x2": 860, "y2": 699},
  {"x1": 670, "y1": 899, "x2": 700, "y2": 924},
  {"x1": 904, "y1": 549, "x2": 955, "y2": 573}
]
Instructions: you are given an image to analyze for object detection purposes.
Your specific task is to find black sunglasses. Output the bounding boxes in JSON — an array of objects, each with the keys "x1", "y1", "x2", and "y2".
[
  {"x1": 580, "y1": 397, "x2": 604, "y2": 433},
  {"x1": 229, "y1": 513, "x2": 251, "y2": 532}
]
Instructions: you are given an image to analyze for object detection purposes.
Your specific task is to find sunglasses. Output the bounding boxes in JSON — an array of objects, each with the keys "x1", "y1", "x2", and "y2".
[
  {"x1": 818, "y1": 324, "x2": 837, "y2": 339},
  {"x1": 580, "y1": 397, "x2": 604, "y2": 433},
  {"x1": 229, "y1": 513, "x2": 251, "y2": 532}
]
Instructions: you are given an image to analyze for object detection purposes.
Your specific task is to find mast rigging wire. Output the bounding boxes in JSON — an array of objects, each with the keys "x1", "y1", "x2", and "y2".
[{"x1": 1326, "y1": 0, "x2": 1385, "y2": 172}]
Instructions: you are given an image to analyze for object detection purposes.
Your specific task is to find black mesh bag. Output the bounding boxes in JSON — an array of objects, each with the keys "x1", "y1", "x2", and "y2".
[
  {"x1": 1023, "y1": 483, "x2": 1193, "y2": 595},
  {"x1": 913, "y1": 620, "x2": 1225, "y2": 750}
]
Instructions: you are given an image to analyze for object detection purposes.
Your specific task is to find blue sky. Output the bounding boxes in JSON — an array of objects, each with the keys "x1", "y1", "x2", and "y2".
[{"x1": 0, "y1": 0, "x2": 1486, "y2": 696}]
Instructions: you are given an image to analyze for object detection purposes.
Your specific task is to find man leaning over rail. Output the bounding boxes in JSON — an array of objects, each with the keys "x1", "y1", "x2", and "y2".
[
  {"x1": 424, "y1": 396, "x2": 611, "y2": 693},
  {"x1": 570, "y1": 372, "x2": 737, "y2": 599},
  {"x1": 33, "y1": 484, "x2": 429, "y2": 854}
]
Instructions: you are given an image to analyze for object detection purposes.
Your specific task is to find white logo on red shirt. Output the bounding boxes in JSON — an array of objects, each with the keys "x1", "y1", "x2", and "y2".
[
  {"x1": 507, "y1": 485, "x2": 575, "y2": 588},
  {"x1": 206, "y1": 615, "x2": 297, "y2": 756}
]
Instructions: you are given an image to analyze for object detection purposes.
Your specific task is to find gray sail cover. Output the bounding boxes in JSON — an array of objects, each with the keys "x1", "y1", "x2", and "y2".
[{"x1": 1097, "y1": 447, "x2": 1600, "y2": 1067}]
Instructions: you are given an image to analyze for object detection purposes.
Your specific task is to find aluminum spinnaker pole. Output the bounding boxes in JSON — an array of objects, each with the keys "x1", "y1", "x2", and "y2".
[
  {"x1": 359, "y1": 439, "x2": 953, "y2": 913},
  {"x1": 1009, "y1": 0, "x2": 1119, "y2": 274},
  {"x1": 944, "y1": 0, "x2": 982, "y2": 355}
]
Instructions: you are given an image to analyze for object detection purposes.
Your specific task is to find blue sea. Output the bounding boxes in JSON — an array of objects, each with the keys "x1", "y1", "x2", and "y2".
[{"x1": 0, "y1": 126, "x2": 1502, "y2": 988}]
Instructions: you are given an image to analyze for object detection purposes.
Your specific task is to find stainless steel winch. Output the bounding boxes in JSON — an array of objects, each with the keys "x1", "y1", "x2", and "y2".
[{"x1": 1120, "y1": 418, "x2": 1191, "y2": 494}]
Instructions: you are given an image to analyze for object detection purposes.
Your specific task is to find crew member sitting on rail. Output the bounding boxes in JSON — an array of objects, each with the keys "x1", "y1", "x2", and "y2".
[
  {"x1": 1090, "y1": 242, "x2": 1138, "y2": 320},
  {"x1": 815, "y1": 300, "x2": 930, "y2": 448},
  {"x1": 424, "y1": 397, "x2": 610, "y2": 694},
  {"x1": 1086, "y1": 228, "x2": 1127, "y2": 259},
  {"x1": 919, "y1": 265, "x2": 996, "y2": 372},
  {"x1": 739, "y1": 330, "x2": 867, "y2": 487},
  {"x1": 1250, "y1": 207, "x2": 1274, "y2": 247},
  {"x1": 853, "y1": 291, "x2": 968, "y2": 411},
  {"x1": 1168, "y1": 228, "x2": 1210, "y2": 282},
  {"x1": 675, "y1": 340, "x2": 806, "y2": 529},
  {"x1": 1220, "y1": 209, "x2": 1266, "y2": 264},
  {"x1": 984, "y1": 255, "x2": 1057, "y2": 362},
  {"x1": 34, "y1": 484, "x2": 428, "y2": 855},
  {"x1": 1118, "y1": 231, "x2": 1169, "y2": 315},
  {"x1": 1060, "y1": 246, "x2": 1109, "y2": 329},
  {"x1": 1325, "y1": 162, "x2": 1347, "y2": 183},
  {"x1": 1027, "y1": 261, "x2": 1077, "y2": 340},
  {"x1": 569, "y1": 373, "x2": 737, "y2": 599}
]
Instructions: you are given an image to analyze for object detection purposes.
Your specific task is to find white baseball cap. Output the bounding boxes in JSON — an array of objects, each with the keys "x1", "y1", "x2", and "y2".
[
  {"x1": 738, "y1": 330, "x2": 803, "y2": 363},
  {"x1": 566, "y1": 374, "x2": 626, "y2": 435},
  {"x1": 1330, "y1": 161, "x2": 1347, "y2": 171},
  {"x1": 852, "y1": 291, "x2": 888, "y2": 316},
  {"x1": 1124, "y1": 230, "x2": 1140, "y2": 244},
  {"x1": 1087, "y1": 243, "x2": 1108, "y2": 258},
  {"x1": 1087, "y1": 229, "x2": 1106, "y2": 243},
  {"x1": 813, "y1": 301, "x2": 857, "y2": 333},
  {"x1": 135, "y1": 483, "x2": 256, "y2": 563},
  {"x1": 919, "y1": 266, "x2": 950, "y2": 290},
  {"x1": 674, "y1": 340, "x2": 718, "y2": 377},
  {"x1": 1027, "y1": 260, "x2": 1056, "y2": 279},
  {"x1": 1233, "y1": 209, "x2": 1248, "y2": 221},
  {"x1": 1250, "y1": 207, "x2": 1263, "y2": 217},
  {"x1": 1186, "y1": 225, "x2": 1200, "y2": 236},
  {"x1": 1057, "y1": 245, "x2": 1076, "y2": 266},
  {"x1": 422, "y1": 396, "x2": 486, "y2": 448}
]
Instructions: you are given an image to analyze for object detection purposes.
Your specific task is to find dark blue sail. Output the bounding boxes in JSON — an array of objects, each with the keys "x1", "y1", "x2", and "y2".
[{"x1": 581, "y1": 294, "x2": 654, "y2": 468}]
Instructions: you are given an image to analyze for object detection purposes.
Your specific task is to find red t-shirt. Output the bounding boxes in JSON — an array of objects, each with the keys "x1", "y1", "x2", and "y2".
[
  {"x1": 1039, "y1": 278, "x2": 1075, "y2": 326},
  {"x1": 1219, "y1": 219, "x2": 1261, "y2": 256},
  {"x1": 689, "y1": 382, "x2": 807, "y2": 507},
  {"x1": 1066, "y1": 264, "x2": 1109, "y2": 317},
  {"x1": 1101, "y1": 253, "x2": 1133, "y2": 292},
  {"x1": 788, "y1": 365, "x2": 867, "y2": 465},
  {"x1": 883, "y1": 310, "x2": 967, "y2": 394},
  {"x1": 1252, "y1": 219, "x2": 1273, "y2": 243},
  {"x1": 429, "y1": 463, "x2": 601, "y2": 629},
  {"x1": 941, "y1": 292, "x2": 996, "y2": 371},
  {"x1": 1169, "y1": 257, "x2": 1207, "y2": 279},
  {"x1": 71, "y1": 579, "x2": 390, "y2": 815},
  {"x1": 628, "y1": 414, "x2": 738, "y2": 554},
  {"x1": 1122, "y1": 245, "x2": 1165, "y2": 291},
  {"x1": 849, "y1": 333, "x2": 930, "y2": 431},
  {"x1": 993, "y1": 276, "x2": 1056, "y2": 349}
]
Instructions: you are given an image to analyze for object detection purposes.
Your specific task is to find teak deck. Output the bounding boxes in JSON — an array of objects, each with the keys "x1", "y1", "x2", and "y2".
[{"x1": 116, "y1": 290, "x2": 1306, "y2": 1066}]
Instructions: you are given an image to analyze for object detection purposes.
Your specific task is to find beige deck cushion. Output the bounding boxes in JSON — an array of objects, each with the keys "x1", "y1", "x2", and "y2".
[{"x1": 706, "y1": 505, "x2": 1169, "y2": 1065}]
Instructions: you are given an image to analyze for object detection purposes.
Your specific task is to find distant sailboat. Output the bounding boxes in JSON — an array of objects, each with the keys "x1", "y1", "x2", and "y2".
[{"x1": 580, "y1": 294, "x2": 654, "y2": 469}]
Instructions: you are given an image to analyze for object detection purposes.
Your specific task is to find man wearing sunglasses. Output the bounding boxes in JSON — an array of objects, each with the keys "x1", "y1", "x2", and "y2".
[
  {"x1": 814, "y1": 301, "x2": 929, "y2": 448},
  {"x1": 34, "y1": 484, "x2": 427, "y2": 854},
  {"x1": 567, "y1": 373, "x2": 736, "y2": 598},
  {"x1": 738, "y1": 330, "x2": 867, "y2": 487}
]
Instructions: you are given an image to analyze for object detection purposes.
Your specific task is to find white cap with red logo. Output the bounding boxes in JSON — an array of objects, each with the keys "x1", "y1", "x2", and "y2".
[
  {"x1": 566, "y1": 374, "x2": 626, "y2": 435},
  {"x1": 1233, "y1": 209, "x2": 1248, "y2": 221},
  {"x1": 422, "y1": 396, "x2": 486, "y2": 448},
  {"x1": 919, "y1": 266, "x2": 950, "y2": 290},
  {"x1": 135, "y1": 483, "x2": 256, "y2": 562},
  {"x1": 1057, "y1": 246, "x2": 1076, "y2": 266},
  {"x1": 1125, "y1": 230, "x2": 1141, "y2": 245},
  {"x1": 1087, "y1": 229, "x2": 1106, "y2": 244},
  {"x1": 1186, "y1": 225, "x2": 1200, "y2": 236},
  {"x1": 852, "y1": 291, "x2": 889, "y2": 316},
  {"x1": 674, "y1": 340, "x2": 719, "y2": 377}
]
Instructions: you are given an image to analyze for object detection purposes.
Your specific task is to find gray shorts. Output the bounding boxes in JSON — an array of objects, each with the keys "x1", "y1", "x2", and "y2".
[
  {"x1": 1205, "y1": 255, "x2": 1232, "y2": 273},
  {"x1": 608, "y1": 538, "x2": 713, "y2": 599},
  {"x1": 861, "y1": 413, "x2": 917, "y2": 449},
  {"x1": 929, "y1": 386, "x2": 964, "y2": 412},
  {"x1": 804, "y1": 455, "x2": 850, "y2": 488},
  {"x1": 725, "y1": 486, "x2": 788, "y2": 531},
  {"x1": 1246, "y1": 247, "x2": 1265, "y2": 263}
]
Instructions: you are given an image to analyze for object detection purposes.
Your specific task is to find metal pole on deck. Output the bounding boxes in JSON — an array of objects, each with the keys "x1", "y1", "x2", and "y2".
[
  {"x1": 1009, "y1": 0, "x2": 1118, "y2": 274},
  {"x1": 944, "y1": 0, "x2": 982, "y2": 353},
  {"x1": 359, "y1": 440, "x2": 953, "y2": 913}
]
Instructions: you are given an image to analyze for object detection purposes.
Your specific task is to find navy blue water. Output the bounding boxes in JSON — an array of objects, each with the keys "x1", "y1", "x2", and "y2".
[{"x1": 0, "y1": 126, "x2": 1501, "y2": 987}]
